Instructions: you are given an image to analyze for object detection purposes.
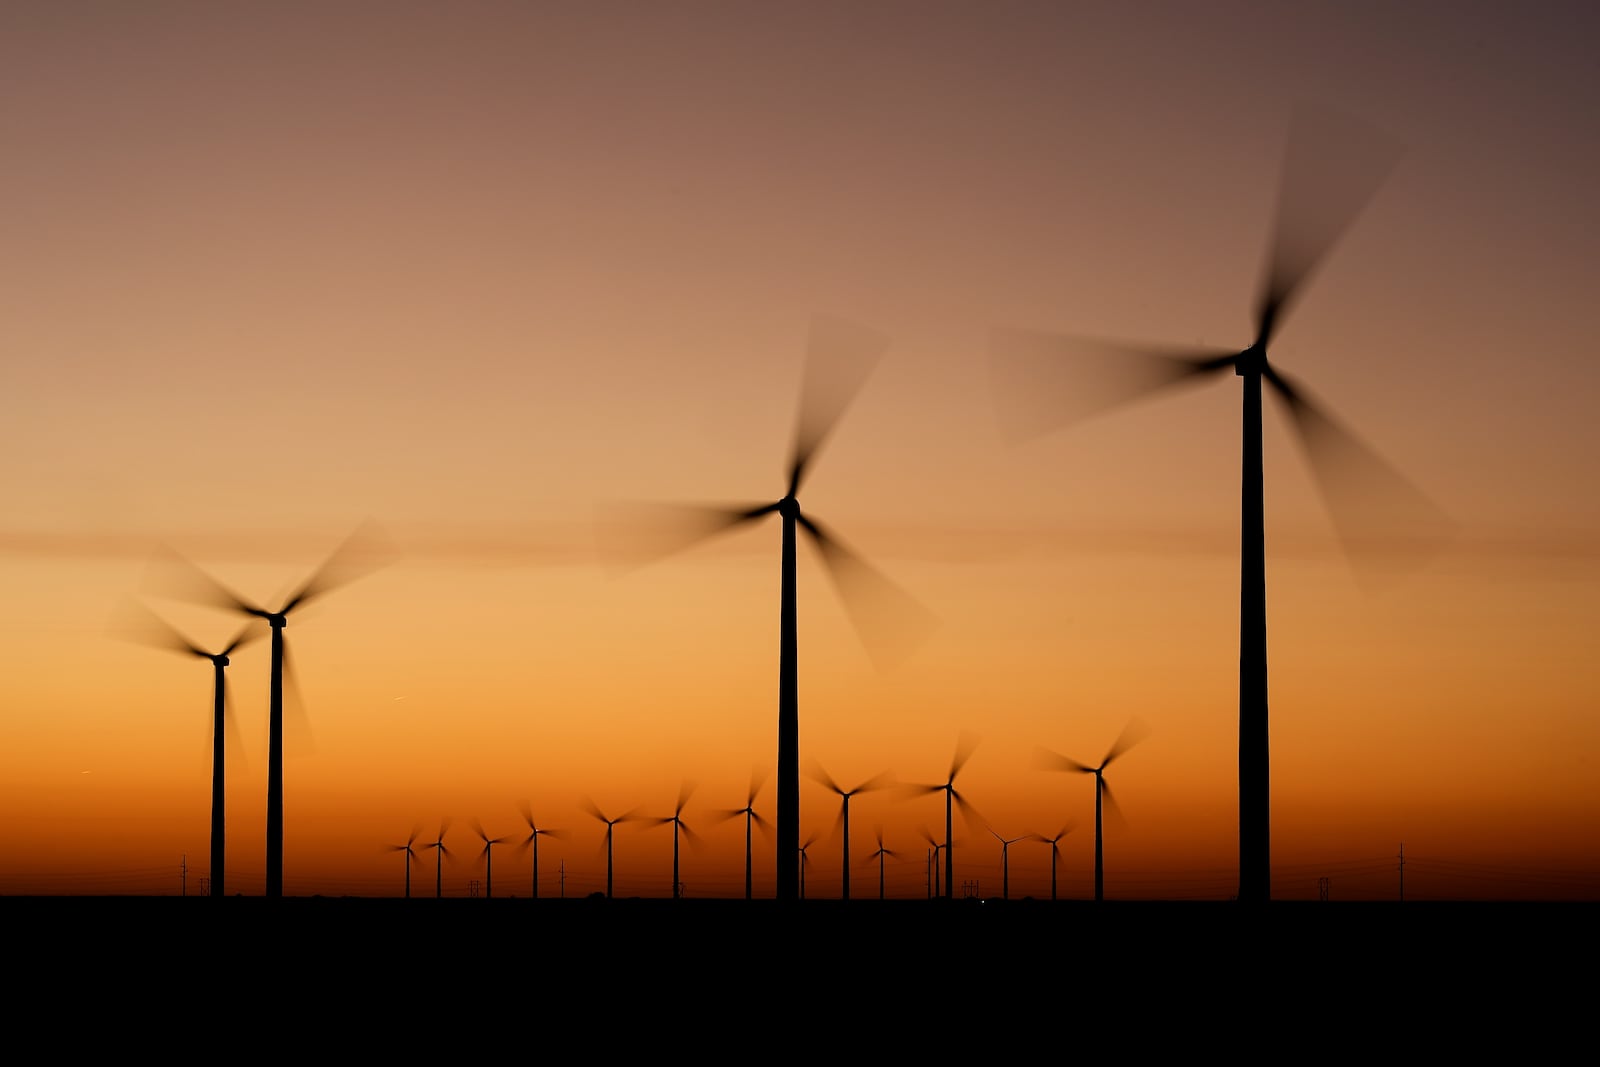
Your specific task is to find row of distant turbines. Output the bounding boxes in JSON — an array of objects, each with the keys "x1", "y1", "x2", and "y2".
[
  {"x1": 120, "y1": 102, "x2": 1449, "y2": 903},
  {"x1": 382, "y1": 731, "x2": 1142, "y2": 902}
]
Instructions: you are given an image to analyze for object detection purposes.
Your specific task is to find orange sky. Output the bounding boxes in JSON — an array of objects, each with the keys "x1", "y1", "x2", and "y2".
[{"x1": 1, "y1": 2, "x2": 1596, "y2": 901}]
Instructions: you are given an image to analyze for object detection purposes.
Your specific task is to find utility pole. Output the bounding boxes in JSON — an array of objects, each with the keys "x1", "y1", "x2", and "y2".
[
  {"x1": 181, "y1": 853, "x2": 187, "y2": 897},
  {"x1": 1398, "y1": 843, "x2": 1405, "y2": 902}
]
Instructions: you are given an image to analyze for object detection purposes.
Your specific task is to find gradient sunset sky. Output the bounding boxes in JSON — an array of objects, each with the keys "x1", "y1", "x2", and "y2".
[{"x1": 2, "y1": 1, "x2": 1595, "y2": 901}]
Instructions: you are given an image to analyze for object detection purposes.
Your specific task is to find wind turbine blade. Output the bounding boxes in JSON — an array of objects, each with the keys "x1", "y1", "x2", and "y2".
[
  {"x1": 852, "y1": 770, "x2": 895, "y2": 795},
  {"x1": 142, "y1": 546, "x2": 262, "y2": 617},
  {"x1": 1254, "y1": 101, "x2": 1404, "y2": 348},
  {"x1": 580, "y1": 798, "x2": 608, "y2": 824},
  {"x1": 799, "y1": 514, "x2": 938, "y2": 670},
  {"x1": 681, "y1": 821, "x2": 705, "y2": 848},
  {"x1": 1104, "y1": 717, "x2": 1151, "y2": 767},
  {"x1": 220, "y1": 618, "x2": 266, "y2": 657},
  {"x1": 281, "y1": 637, "x2": 314, "y2": 759},
  {"x1": 281, "y1": 518, "x2": 397, "y2": 613},
  {"x1": 752, "y1": 811, "x2": 775, "y2": 838},
  {"x1": 676, "y1": 780, "x2": 698, "y2": 815},
  {"x1": 1101, "y1": 778, "x2": 1128, "y2": 831},
  {"x1": 786, "y1": 314, "x2": 890, "y2": 497},
  {"x1": 519, "y1": 799, "x2": 535, "y2": 830},
  {"x1": 949, "y1": 730, "x2": 980, "y2": 782},
  {"x1": 953, "y1": 790, "x2": 986, "y2": 832},
  {"x1": 109, "y1": 597, "x2": 207, "y2": 657},
  {"x1": 408, "y1": 823, "x2": 422, "y2": 847},
  {"x1": 748, "y1": 765, "x2": 770, "y2": 805},
  {"x1": 804, "y1": 758, "x2": 844, "y2": 796},
  {"x1": 1035, "y1": 746, "x2": 1093, "y2": 775},
  {"x1": 1266, "y1": 366, "x2": 1456, "y2": 579},
  {"x1": 593, "y1": 500, "x2": 778, "y2": 573},
  {"x1": 989, "y1": 327, "x2": 1237, "y2": 443},
  {"x1": 221, "y1": 671, "x2": 249, "y2": 776}
]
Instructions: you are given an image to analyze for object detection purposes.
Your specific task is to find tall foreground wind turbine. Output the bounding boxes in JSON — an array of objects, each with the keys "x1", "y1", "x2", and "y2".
[
  {"x1": 1037, "y1": 720, "x2": 1147, "y2": 902},
  {"x1": 597, "y1": 316, "x2": 936, "y2": 901},
  {"x1": 115, "y1": 602, "x2": 261, "y2": 899},
  {"x1": 990, "y1": 105, "x2": 1451, "y2": 903},
  {"x1": 147, "y1": 522, "x2": 394, "y2": 897}
]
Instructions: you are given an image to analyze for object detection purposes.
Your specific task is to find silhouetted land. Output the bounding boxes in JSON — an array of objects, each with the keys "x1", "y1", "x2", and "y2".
[{"x1": 9, "y1": 896, "x2": 1587, "y2": 1039}]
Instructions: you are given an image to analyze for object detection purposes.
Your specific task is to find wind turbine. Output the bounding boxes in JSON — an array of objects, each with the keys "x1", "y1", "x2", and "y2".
[
  {"x1": 902, "y1": 732, "x2": 981, "y2": 900},
  {"x1": 1037, "y1": 720, "x2": 1148, "y2": 902},
  {"x1": 1030, "y1": 822, "x2": 1077, "y2": 902},
  {"x1": 583, "y1": 799, "x2": 640, "y2": 899},
  {"x1": 989, "y1": 828, "x2": 1027, "y2": 901},
  {"x1": 473, "y1": 820, "x2": 513, "y2": 899},
  {"x1": 517, "y1": 801, "x2": 565, "y2": 901},
  {"x1": 647, "y1": 781, "x2": 702, "y2": 899},
  {"x1": 113, "y1": 601, "x2": 261, "y2": 899},
  {"x1": 145, "y1": 521, "x2": 394, "y2": 897},
  {"x1": 385, "y1": 824, "x2": 422, "y2": 899},
  {"x1": 798, "y1": 830, "x2": 820, "y2": 900},
  {"x1": 990, "y1": 104, "x2": 1451, "y2": 904},
  {"x1": 867, "y1": 825, "x2": 899, "y2": 901},
  {"x1": 806, "y1": 759, "x2": 892, "y2": 901},
  {"x1": 918, "y1": 827, "x2": 945, "y2": 899},
  {"x1": 422, "y1": 819, "x2": 452, "y2": 899},
  {"x1": 713, "y1": 768, "x2": 773, "y2": 901},
  {"x1": 596, "y1": 316, "x2": 937, "y2": 902}
]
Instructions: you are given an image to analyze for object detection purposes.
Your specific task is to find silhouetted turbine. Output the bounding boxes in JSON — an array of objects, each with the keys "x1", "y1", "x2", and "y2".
[
  {"x1": 918, "y1": 827, "x2": 946, "y2": 899},
  {"x1": 473, "y1": 820, "x2": 512, "y2": 899},
  {"x1": 1037, "y1": 720, "x2": 1148, "y2": 902},
  {"x1": 806, "y1": 759, "x2": 892, "y2": 901},
  {"x1": 518, "y1": 801, "x2": 566, "y2": 901},
  {"x1": 1029, "y1": 822, "x2": 1077, "y2": 902},
  {"x1": 596, "y1": 316, "x2": 937, "y2": 902},
  {"x1": 991, "y1": 105, "x2": 1452, "y2": 904},
  {"x1": 386, "y1": 824, "x2": 422, "y2": 899},
  {"x1": 989, "y1": 828, "x2": 1027, "y2": 901},
  {"x1": 145, "y1": 521, "x2": 394, "y2": 897},
  {"x1": 647, "y1": 781, "x2": 702, "y2": 899},
  {"x1": 583, "y1": 799, "x2": 641, "y2": 899},
  {"x1": 798, "y1": 830, "x2": 820, "y2": 900},
  {"x1": 867, "y1": 825, "x2": 899, "y2": 901},
  {"x1": 902, "y1": 732, "x2": 981, "y2": 900},
  {"x1": 114, "y1": 601, "x2": 261, "y2": 899},
  {"x1": 713, "y1": 767, "x2": 773, "y2": 901},
  {"x1": 422, "y1": 819, "x2": 452, "y2": 899}
]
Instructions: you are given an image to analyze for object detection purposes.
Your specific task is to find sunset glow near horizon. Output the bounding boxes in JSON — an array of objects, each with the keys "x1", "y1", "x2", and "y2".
[{"x1": 2, "y1": 2, "x2": 1596, "y2": 902}]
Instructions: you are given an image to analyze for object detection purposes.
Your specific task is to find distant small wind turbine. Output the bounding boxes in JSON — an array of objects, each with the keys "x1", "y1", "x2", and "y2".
[
  {"x1": 806, "y1": 759, "x2": 892, "y2": 901},
  {"x1": 1029, "y1": 822, "x2": 1077, "y2": 902},
  {"x1": 713, "y1": 767, "x2": 773, "y2": 901},
  {"x1": 989, "y1": 828, "x2": 1027, "y2": 901},
  {"x1": 867, "y1": 825, "x2": 899, "y2": 901},
  {"x1": 647, "y1": 781, "x2": 702, "y2": 900},
  {"x1": 517, "y1": 801, "x2": 566, "y2": 901},
  {"x1": 583, "y1": 799, "x2": 641, "y2": 899},
  {"x1": 422, "y1": 819, "x2": 452, "y2": 899},
  {"x1": 902, "y1": 732, "x2": 982, "y2": 900},
  {"x1": 1037, "y1": 720, "x2": 1149, "y2": 901},
  {"x1": 473, "y1": 820, "x2": 513, "y2": 899},
  {"x1": 918, "y1": 827, "x2": 946, "y2": 899},
  {"x1": 798, "y1": 830, "x2": 820, "y2": 900},
  {"x1": 385, "y1": 824, "x2": 422, "y2": 899}
]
